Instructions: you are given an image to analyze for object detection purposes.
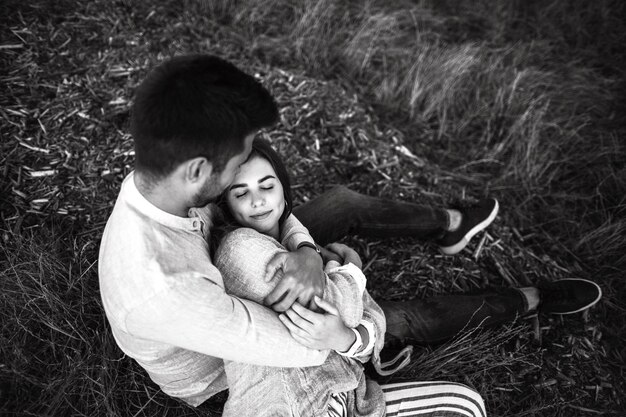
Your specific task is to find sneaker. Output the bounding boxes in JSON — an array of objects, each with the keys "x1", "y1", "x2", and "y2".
[
  {"x1": 539, "y1": 278, "x2": 602, "y2": 315},
  {"x1": 438, "y1": 198, "x2": 499, "y2": 255}
]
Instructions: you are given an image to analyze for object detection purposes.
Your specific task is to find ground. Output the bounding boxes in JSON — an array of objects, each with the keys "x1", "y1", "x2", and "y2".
[{"x1": 1, "y1": 0, "x2": 625, "y2": 416}]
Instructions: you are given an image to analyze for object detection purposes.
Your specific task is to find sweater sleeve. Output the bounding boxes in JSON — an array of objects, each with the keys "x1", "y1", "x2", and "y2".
[
  {"x1": 216, "y1": 228, "x2": 364, "y2": 328},
  {"x1": 279, "y1": 213, "x2": 315, "y2": 251},
  {"x1": 322, "y1": 261, "x2": 366, "y2": 328}
]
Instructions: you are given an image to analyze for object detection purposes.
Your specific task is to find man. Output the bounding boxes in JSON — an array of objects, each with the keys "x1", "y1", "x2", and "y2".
[{"x1": 99, "y1": 55, "x2": 601, "y2": 411}]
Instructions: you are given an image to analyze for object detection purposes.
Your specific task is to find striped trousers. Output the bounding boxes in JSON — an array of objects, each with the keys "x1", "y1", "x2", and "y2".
[
  {"x1": 382, "y1": 381, "x2": 486, "y2": 417},
  {"x1": 328, "y1": 381, "x2": 486, "y2": 417}
]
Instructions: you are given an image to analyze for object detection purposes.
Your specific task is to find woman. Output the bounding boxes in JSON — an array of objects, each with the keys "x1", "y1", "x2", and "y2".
[{"x1": 212, "y1": 138, "x2": 487, "y2": 417}]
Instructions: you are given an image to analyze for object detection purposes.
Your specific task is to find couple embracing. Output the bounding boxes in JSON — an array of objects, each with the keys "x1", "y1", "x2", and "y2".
[{"x1": 99, "y1": 55, "x2": 600, "y2": 417}]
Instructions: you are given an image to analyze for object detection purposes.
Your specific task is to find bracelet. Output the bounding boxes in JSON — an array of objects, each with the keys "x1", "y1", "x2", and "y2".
[
  {"x1": 338, "y1": 327, "x2": 363, "y2": 357},
  {"x1": 296, "y1": 241, "x2": 322, "y2": 257}
]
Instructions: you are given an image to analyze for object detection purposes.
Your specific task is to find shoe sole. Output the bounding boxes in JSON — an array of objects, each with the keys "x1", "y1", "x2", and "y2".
[
  {"x1": 549, "y1": 278, "x2": 603, "y2": 315},
  {"x1": 440, "y1": 199, "x2": 499, "y2": 255}
]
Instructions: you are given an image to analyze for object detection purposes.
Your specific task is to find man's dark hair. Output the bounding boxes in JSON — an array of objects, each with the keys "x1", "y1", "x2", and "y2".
[{"x1": 131, "y1": 55, "x2": 279, "y2": 179}]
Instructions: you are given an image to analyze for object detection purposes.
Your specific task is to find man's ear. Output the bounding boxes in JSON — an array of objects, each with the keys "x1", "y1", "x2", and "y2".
[{"x1": 184, "y1": 157, "x2": 213, "y2": 183}]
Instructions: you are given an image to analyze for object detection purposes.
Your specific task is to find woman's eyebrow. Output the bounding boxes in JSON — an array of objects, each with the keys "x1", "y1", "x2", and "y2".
[
  {"x1": 229, "y1": 183, "x2": 246, "y2": 191},
  {"x1": 229, "y1": 175, "x2": 274, "y2": 191}
]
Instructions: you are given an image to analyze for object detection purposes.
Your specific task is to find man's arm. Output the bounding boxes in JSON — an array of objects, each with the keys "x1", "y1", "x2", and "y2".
[{"x1": 124, "y1": 271, "x2": 329, "y2": 368}]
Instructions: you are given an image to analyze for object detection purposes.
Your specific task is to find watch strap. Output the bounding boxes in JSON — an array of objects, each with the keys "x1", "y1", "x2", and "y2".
[{"x1": 297, "y1": 241, "x2": 322, "y2": 256}]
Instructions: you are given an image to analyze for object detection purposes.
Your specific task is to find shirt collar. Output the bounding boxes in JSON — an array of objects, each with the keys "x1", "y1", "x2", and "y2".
[{"x1": 122, "y1": 171, "x2": 204, "y2": 233}]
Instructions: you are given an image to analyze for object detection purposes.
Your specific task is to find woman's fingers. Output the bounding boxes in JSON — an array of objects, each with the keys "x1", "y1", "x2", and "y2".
[
  {"x1": 290, "y1": 302, "x2": 321, "y2": 324},
  {"x1": 284, "y1": 307, "x2": 314, "y2": 333},
  {"x1": 324, "y1": 243, "x2": 362, "y2": 268},
  {"x1": 279, "y1": 313, "x2": 312, "y2": 340},
  {"x1": 319, "y1": 246, "x2": 343, "y2": 264}
]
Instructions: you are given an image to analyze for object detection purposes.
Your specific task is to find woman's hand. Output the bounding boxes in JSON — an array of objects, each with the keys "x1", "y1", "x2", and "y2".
[
  {"x1": 319, "y1": 245, "x2": 343, "y2": 265},
  {"x1": 324, "y1": 243, "x2": 363, "y2": 269},
  {"x1": 279, "y1": 296, "x2": 355, "y2": 352}
]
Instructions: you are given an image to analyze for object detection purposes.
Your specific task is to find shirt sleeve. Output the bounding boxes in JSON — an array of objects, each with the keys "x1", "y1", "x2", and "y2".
[
  {"x1": 354, "y1": 319, "x2": 376, "y2": 359},
  {"x1": 124, "y1": 268, "x2": 329, "y2": 368},
  {"x1": 280, "y1": 213, "x2": 314, "y2": 251}
]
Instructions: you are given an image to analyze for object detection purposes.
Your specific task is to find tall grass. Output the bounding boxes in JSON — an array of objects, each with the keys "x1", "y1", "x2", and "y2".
[
  {"x1": 0, "y1": 224, "x2": 211, "y2": 416},
  {"x1": 202, "y1": 0, "x2": 626, "y2": 270},
  {"x1": 199, "y1": 0, "x2": 626, "y2": 303},
  {"x1": 1, "y1": 0, "x2": 624, "y2": 415}
]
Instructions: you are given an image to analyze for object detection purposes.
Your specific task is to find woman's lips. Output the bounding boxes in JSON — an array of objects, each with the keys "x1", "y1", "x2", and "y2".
[{"x1": 250, "y1": 210, "x2": 272, "y2": 220}]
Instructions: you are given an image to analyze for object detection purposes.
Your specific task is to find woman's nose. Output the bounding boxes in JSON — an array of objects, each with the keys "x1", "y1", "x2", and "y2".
[{"x1": 251, "y1": 193, "x2": 264, "y2": 208}]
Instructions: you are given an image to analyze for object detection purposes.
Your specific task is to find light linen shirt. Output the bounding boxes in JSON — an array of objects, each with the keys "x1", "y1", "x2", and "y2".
[{"x1": 98, "y1": 172, "x2": 328, "y2": 406}]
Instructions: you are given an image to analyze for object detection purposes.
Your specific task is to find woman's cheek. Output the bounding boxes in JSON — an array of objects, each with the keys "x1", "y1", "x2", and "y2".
[
  {"x1": 234, "y1": 204, "x2": 247, "y2": 224},
  {"x1": 277, "y1": 196, "x2": 285, "y2": 216}
]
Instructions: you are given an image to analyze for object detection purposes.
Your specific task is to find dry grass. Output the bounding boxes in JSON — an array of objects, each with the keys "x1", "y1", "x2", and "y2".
[{"x1": 1, "y1": 0, "x2": 624, "y2": 415}]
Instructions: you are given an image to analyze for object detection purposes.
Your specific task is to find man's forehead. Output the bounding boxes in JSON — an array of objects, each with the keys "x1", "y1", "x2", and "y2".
[
  {"x1": 244, "y1": 133, "x2": 255, "y2": 149},
  {"x1": 238, "y1": 134, "x2": 255, "y2": 160}
]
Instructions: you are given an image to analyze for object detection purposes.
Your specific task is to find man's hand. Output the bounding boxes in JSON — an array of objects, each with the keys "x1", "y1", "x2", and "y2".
[
  {"x1": 278, "y1": 297, "x2": 355, "y2": 351},
  {"x1": 264, "y1": 247, "x2": 324, "y2": 312},
  {"x1": 324, "y1": 243, "x2": 363, "y2": 269}
]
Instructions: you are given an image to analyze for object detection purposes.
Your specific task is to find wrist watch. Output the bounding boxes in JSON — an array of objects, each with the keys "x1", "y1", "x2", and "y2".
[
  {"x1": 296, "y1": 241, "x2": 322, "y2": 257},
  {"x1": 338, "y1": 327, "x2": 363, "y2": 357}
]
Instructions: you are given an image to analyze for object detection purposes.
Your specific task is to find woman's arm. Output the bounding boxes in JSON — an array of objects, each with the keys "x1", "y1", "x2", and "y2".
[{"x1": 215, "y1": 228, "x2": 367, "y2": 348}]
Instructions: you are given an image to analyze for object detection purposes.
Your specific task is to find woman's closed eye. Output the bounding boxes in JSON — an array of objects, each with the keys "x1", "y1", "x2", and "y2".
[{"x1": 234, "y1": 190, "x2": 248, "y2": 198}]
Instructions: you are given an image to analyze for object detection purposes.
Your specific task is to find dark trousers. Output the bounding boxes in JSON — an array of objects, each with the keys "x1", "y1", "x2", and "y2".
[
  {"x1": 293, "y1": 186, "x2": 450, "y2": 246},
  {"x1": 293, "y1": 186, "x2": 527, "y2": 346}
]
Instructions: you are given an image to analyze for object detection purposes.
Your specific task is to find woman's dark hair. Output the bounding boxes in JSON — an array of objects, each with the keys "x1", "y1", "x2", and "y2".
[
  {"x1": 210, "y1": 138, "x2": 293, "y2": 256},
  {"x1": 131, "y1": 55, "x2": 279, "y2": 180}
]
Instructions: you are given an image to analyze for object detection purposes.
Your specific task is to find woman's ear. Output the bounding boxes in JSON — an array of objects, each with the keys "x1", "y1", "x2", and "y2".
[{"x1": 184, "y1": 157, "x2": 213, "y2": 183}]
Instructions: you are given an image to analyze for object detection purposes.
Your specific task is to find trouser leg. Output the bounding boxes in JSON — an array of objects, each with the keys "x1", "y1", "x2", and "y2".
[
  {"x1": 381, "y1": 381, "x2": 487, "y2": 417},
  {"x1": 379, "y1": 288, "x2": 528, "y2": 346},
  {"x1": 292, "y1": 186, "x2": 449, "y2": 246}
]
